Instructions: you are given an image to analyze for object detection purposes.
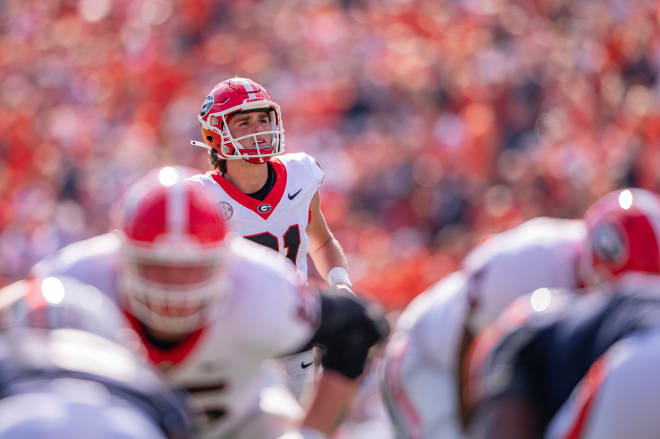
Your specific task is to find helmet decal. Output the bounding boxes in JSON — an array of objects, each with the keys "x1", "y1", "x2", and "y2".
[
  {"x1": 200, "y1": 95, "x2": 214, "y2": 117},
  {"x1": 591, "y1": 222, "x2": 626, "y2": 264},
  {"x1": 582, "y1": 188, "x2": 660, "y2": 283}
]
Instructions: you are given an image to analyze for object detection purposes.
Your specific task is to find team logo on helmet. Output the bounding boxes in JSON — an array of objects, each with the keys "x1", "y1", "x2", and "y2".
[
  {"x1": 200, "y1": 95, "x2": 214, "y2": 117},
  {"x1": 591, "y1": 222, "x2": 626, "y2": 264},
  {"x1": 257, "y1": 203, "x2": 272, "y2": 213},
  {"x1": 218, "y1": 201, "x2": 233, "y2": 220}
]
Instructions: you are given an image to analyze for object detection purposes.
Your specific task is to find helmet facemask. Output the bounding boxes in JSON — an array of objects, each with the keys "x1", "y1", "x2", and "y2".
[
  {"x1": 119, "y1": 246, "x2": 228, "y2": 336},
  {"x1": 201, "y1": 104, "x2": 284, "y2": 164},
  {"x1": 191, "y1": 78, "x2": 286, "y2": 165},
  {"x1": 118, "y1": 166, "x2": 230, "y2": 337}
]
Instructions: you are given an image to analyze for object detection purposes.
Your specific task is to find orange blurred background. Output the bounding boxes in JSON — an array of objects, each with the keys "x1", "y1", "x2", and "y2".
[{"x1": 1, "y1": 0, "x2": 659, "y2": 310}]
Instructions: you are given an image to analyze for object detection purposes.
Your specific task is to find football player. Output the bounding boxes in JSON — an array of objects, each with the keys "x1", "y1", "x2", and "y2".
[
  {"x1": 189, "y1": 77, "x2": 351, "y2": 292},
  {"x1": 380, "y1": 188, "x2": 660, "y2": 439},
  {"x1": 467, "y1": 273, "x2": 660, "y2": 439},
  {"x1": 189, "y1": 77, "x2": 354, "y2": 399},
  {"x1": 0, "y1": 276, "x2": 191, "y2": 439},
  {"x1": 32, "y1": 166, "x2": 388, "y2": 439}
]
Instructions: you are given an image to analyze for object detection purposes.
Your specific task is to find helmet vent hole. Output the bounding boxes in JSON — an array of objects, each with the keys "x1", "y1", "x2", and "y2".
[{"x1": 206, "y1": 136, "x2": 214, "y2": 142}]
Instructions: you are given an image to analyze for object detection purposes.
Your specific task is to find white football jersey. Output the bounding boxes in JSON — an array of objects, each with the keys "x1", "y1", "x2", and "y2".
[
  {"x1": 190, "y1": 153, "x2": 324, "y2": 283},
  {"x1": 32, "y1": 234, "x2": 320, "y2": 438},
  {"x1": 382, "y1": 217, "x2": 586, "y2": 439}
]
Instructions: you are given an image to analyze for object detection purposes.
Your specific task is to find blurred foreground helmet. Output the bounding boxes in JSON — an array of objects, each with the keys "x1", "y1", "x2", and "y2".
[
  {"x1": 191, "y1": 77, "x2": 285, "y2": 164},
  {"x1": 0, "y1": 276, "x2": 127, "y2": 341},
  {"x1": 582, "y1": 188, "x2": 660, "y2": 283},
  {"x1": 119, "y1": 166, "x2": 229, "y2": 335},
  {"x1": 0, "y1": 329, "x2": 191, "y2": 439},
  {"x1": 0, "y1": 379, "x2": 169, "y2": 439}
]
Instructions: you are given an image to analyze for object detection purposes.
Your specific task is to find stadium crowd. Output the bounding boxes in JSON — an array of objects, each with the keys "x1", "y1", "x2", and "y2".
[{"x1": 1, "y1": 0, "x2": 659, "y2": 309}]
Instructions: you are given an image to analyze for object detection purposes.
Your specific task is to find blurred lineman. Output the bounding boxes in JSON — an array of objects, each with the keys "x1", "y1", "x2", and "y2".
[
  {"x1": 0, "y1": 276, "x2": 191, "y2": 439},
  {"x1": 189, "y1": 77, "x2": 354, "y2": 398},
  {"x1": 32, "y1": 166, "x2": 388, "y2": 439},
  {"x1": 380, "y1": 188, "x2": 660, "y2": 439},
  {"x1": 468, "y1": 274, "x2": 660, "y2": 439}
]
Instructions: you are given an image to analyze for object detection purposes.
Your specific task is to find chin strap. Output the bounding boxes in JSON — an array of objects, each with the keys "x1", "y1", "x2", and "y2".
[{"x1": 190, "y1": 140, "x2": 212, "y2": 151}]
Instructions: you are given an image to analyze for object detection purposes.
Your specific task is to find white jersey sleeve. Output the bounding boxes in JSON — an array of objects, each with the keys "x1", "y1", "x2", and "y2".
[
  {"x1": 382, "y1": 272, "x2": 470, "y2": 439},
  {"x1": 225, "y1": 238, "x2": 320, "y2": 358},
  {"x1": 395, "y1": 271, "x2": 470, "y2": 369},
  {"x1": 29, "y1": 232, "x2": 122, "y2": 302}
]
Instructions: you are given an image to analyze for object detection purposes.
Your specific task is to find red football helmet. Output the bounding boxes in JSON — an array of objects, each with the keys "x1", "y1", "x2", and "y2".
[
  {"x1": 581, "y1": 188, "x2": 660, "y2": 284},
  {"x1": 190, "y1": 77, "x2": 285, "y2": 165},
  {"x1": 0, "y1": 276, "x2": 128, "y2": 340},
  {"x1": 118, "y1": 166, "x2": 230, "y2": 335}
]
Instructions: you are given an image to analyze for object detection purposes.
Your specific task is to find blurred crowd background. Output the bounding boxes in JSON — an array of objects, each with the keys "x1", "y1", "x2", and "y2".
[{"x1": 1, "y1": 0, "x2": 659, "y2": 310}]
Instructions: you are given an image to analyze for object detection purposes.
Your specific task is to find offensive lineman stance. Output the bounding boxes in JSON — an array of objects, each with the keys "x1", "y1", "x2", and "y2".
[
  {"x1": 32, "y1": 166, "x2": 388, "y2": 439},
  {"x1": 0, "y1": 276, "x2": 191, "y2": 439},
  {"x1": 381, "y1": 188, "x2": 660, "y2": 438}
]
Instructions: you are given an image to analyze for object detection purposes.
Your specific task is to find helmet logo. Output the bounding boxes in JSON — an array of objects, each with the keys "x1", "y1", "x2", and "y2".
[
  {"x1": 200, "y1": 95, "x2": 214, "y2": 116},
  {"x1": 257, "y1": 203, "x2": 272, "y2": 213},
  {"x1": 592, "y1": 222, "x2": 625, "y2": 264},
  {"x1": 218, "y1": 201, "x2": 233, "y2": 220}
]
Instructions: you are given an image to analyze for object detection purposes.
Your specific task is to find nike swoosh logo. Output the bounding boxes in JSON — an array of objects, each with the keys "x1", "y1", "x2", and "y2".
[
  {"x1": 300, "y1": 360, "x2": 313, "y2": 369},
  {"x1": 288, "y1": 189, "x2": 302, "y2": 200}
]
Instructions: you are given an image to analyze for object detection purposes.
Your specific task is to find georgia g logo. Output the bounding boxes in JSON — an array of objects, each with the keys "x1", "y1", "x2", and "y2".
[
  {"x1": 200, "y1": 95, "x2": 214, "y2": 117},
  {"x1": 591, "y1": 222, "x2": 627, "y2": 266},
  {"x1": 257, "y1": 203, "x2": 272, "y2": 213}
]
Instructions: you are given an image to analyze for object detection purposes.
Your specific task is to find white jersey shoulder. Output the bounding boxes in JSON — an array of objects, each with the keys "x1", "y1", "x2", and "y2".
[
  {"x1": 29, "y1": 232, "x2": 318, "y2": 436},
  {"x1": 276, "y1": 152, "x2": 324, "y2": 188},
  {"x1": 188, "y1": 153, "x2": 323, "y2": 283},
  {"x1": 463, "y1": 217, "x2": 585, "y2": 330},
  {"x1": 382, "y1": 272, "x2": 470, "y2": 439},
  {"x1": 30, "y1": 232, "x2": 121, "y2": 302}
]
